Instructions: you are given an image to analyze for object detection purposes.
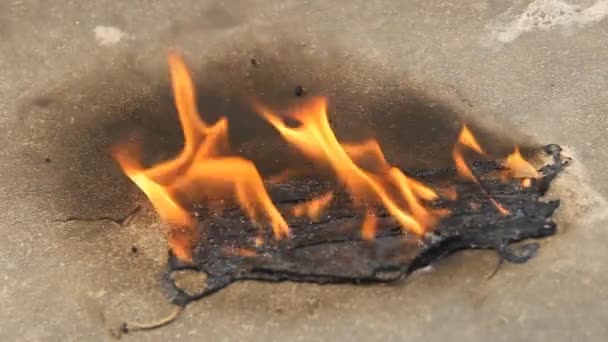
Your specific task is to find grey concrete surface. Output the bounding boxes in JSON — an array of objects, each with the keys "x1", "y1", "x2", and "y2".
[{"x1": 1, "y1": 0, "x2": 608, "y2": 341}]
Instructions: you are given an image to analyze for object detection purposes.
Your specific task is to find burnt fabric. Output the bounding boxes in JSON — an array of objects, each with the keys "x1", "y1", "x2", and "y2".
[{"x1": 161, "y1": 145, "x2": 567, "y2": 306}]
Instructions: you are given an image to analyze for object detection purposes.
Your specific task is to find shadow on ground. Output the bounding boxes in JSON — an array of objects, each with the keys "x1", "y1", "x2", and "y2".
[
  {"x1": 19, "y1": 35, "x2": 538, "y2": 220},
  {"x1": 9, "y1": 32, "x2": 562, "y2": 339}
]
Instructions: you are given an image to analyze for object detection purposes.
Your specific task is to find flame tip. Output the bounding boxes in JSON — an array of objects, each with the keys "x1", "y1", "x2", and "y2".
[
  {"x1": 259, "y1": 96, "x2": 441, "y2": 238},
  {"x1": 505, "y1": 146, "x2": 540, "y2": 179},
  {"x1": 113, "y1": 52, "x2": 290, "y2": 261},
  {"x1": 115, "y1": 53, "x2": 538, "y2": 260}
]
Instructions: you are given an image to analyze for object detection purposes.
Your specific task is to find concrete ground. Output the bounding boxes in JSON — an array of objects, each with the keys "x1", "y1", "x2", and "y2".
[{"x1": 2, "y1": 0, "x2": 608, "y2": 341}]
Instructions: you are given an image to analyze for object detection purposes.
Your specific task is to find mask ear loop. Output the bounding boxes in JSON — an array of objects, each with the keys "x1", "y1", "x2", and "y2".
[
  {"x1": 116, "y1": 252, "x2": 232, "y2": 337},
  {"x1": 118, "y1": 305, "x2": 184, "y2": 337}
]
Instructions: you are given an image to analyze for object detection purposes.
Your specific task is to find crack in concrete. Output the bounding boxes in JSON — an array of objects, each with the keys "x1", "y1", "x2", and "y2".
[{"x1": 53, "y1": 205, "x2": 142, "y2": 226}]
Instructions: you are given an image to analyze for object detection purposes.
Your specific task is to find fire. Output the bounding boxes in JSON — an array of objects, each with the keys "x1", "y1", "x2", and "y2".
[
  {"x1": 457, "y1": 125, "x2": 484, "y2": 154},
  {"x1": 112, "y1": 53, "x2": 288, "y2": 261},
  {"x1": 112, "y1": 52, "x2": 544, "y2": 260},
  {"x1": 225, "y1": 247, "x2": 257, "y2": 257},
  {"x1": 255, "y1": 97, "x2": 442, "y2": 236},
  {"x1": 439, "y1": 186, "x2": 458, "y2": 201},
  {"x1": 452, "y1": 125, "x2": 510, "y2": 216},
  {"x1": 505, "y1": 147, "x2": 539, "y2": 190},
  {"x1": 505, "y1": 146, "x2": 540, "y2": 179},
  {"x1": 361, "y1": 212, "x2": 378, "y2": 240},
  {"x1": 452, "y1": 125, "x2": 484, "y2": 182},
  {"x1": 292, "y1": 192, "x2": 334, "y2": 221}
]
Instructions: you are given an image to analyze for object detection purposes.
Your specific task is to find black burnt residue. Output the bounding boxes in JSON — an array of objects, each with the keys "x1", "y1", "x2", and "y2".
[
  {"x1": 161, "y1": 145, "x2": 567, "y2": 306},
  {"x1": 18, "y1": 36, "x2": 544, "y2": 286},
  {"x1": 294, "y1": 85, "x2": 305, "y2": 97}
]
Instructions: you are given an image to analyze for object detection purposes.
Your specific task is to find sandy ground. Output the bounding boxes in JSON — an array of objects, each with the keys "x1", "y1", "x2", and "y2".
[{"x1": 1, "y1": 0, "x2": 608, "y2": 341}]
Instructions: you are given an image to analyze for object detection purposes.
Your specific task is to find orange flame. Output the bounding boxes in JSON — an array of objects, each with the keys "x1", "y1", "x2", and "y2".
[
  {"x1": 458, "y1": 125, "x2": 484, "y2": 154},
  {"x1": 439, "y1": 186, "x2": 458, "y2": 201},
  {"x1": 489, "y1": 198, "x2": 510, "y2": 216},
  {"x1": 292, "y1": 192, "x2": 334, "y2": 221},
  {"x1": 112, "y1": 53, "x2": 289, "y2": 261},
  {"x1": 452, "y1": 125, "x2": 484, "y2": 182},
  {"x1": 505, "y1": 146, "x2": 540, "y2": 179},
  {"x1": 225, "y1": 247, "x2": 257, "y2": 257},
  {"x1": 112, "y1": 53, "x2": 545, "y2": 259},
  {"x1": 361, "y1": 212, "x2": 378, "y2": 240},
  {"x1": 452, "y1": 125, "x2": 510, "y2": 216},
  {"x1": 255, "y1": 97, "x2": 442, "y2": 236},
  {"x1": 453, "y1": 148, "x2": 476, "y2": 182}
]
